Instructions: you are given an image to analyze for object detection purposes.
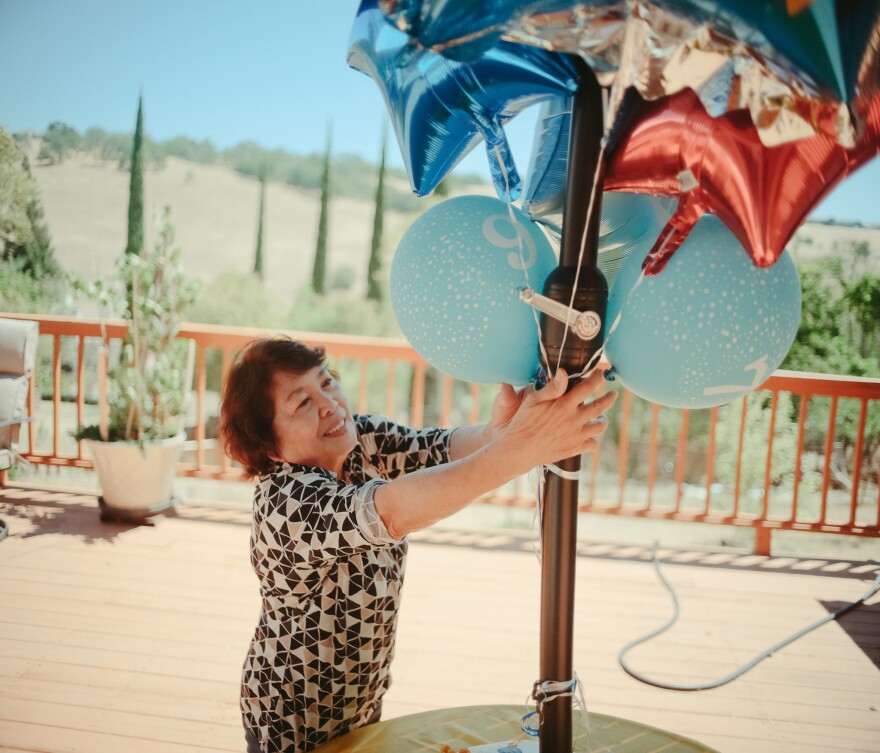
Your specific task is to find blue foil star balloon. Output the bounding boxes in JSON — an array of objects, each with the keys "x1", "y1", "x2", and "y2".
[{"x1": 347, "y1": 0, "x2": 578, "y2": 198}]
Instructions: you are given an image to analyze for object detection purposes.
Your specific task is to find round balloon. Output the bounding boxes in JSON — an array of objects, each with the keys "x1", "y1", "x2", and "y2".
[
  {"x1": 391, "y1": 195, "x2": 557, "y2": 386},
  {"x1": 604, "y1": 215, "x2": 802, "y2": 409}
]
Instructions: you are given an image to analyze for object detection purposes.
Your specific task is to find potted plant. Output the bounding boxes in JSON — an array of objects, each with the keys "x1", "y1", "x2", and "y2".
[{"x1": 72, "y1": 206, "x2": 200, "y2": 522}]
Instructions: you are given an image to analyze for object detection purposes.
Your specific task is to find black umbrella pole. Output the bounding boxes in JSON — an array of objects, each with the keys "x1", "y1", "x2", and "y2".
[{"x1": 538, "y1": 63, "x2": 606, "y2": 753}]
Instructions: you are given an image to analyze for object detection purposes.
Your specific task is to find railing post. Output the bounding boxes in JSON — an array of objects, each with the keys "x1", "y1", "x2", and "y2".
[{"x1": 755, "y1": 527, "x2": 772, "y2": 556}]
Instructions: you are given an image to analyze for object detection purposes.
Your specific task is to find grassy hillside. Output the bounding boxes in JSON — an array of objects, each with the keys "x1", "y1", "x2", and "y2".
[
  {"x1": 26, "y1": 144, "x2": 880, "y2": 315},
  {"x1": 28, "y1": 147, "x2": 422, "y2": 305}
]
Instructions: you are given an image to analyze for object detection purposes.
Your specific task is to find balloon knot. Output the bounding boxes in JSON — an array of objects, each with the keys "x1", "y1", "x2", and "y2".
[{"x1": 603, "y1": 367, "x2": 617, "y2": 382}]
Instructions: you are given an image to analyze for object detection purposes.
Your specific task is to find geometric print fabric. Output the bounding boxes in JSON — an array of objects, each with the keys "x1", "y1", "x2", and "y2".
[{"x1": 241, "y1": 415, "x2": 453, "y2": 752}]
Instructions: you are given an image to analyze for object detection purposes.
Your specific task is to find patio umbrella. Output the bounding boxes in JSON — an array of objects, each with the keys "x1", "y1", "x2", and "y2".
[{"x1": 348, "y1": 2, "x2": 880, "y2": 751}]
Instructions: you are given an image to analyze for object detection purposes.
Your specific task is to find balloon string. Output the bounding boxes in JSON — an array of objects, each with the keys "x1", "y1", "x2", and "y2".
[
  {"x1": 522, "y1": 673, "x2": 591, "y2": 749},
  {"x1": 532, "y1": 466, "x2": 545, "y2": 564},
  {"x1": 492, "y1": 141, "x2": 553, "y2": 380}
]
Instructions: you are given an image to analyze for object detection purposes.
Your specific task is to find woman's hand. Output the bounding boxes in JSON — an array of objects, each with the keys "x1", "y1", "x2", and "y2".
[
  {"x1": 492, "y1": 367, "x2": 616, "y2": 471},
  {"x1": 486, "y1": 383, "x2": 523, "y2": 438}
]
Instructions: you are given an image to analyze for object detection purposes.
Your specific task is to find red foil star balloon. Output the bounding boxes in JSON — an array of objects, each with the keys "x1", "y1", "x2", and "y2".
[{"x1": 604, "y1": 88, "x2": 880, "y2": 275}]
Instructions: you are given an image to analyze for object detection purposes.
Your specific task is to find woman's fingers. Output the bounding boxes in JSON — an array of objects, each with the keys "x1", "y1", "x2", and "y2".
[
  {"x1": 528, "y1": 367, "x2": 569, "y2": 404},
  {"x1": 564, "y1": 368, "x2": 607, "y2": 404},
  {"x1": 583, "y1": 415, "x2": 609, "y2": 437},
  {"x1": 528, "y1": 367, "x2": 608, "y2": 408},
  {"x1": 580, "y1": 388, "x2": 618, "y2": 418}
]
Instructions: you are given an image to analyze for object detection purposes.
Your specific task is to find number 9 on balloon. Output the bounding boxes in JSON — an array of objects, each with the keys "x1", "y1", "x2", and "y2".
[{"x1": 391, "y1": 195, "x2": 558, "y2": 386}]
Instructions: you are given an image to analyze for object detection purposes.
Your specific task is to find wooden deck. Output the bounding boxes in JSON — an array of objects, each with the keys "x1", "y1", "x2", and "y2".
[{"x1": 0, "y1": 482, "x2": 878, "y2": 753}]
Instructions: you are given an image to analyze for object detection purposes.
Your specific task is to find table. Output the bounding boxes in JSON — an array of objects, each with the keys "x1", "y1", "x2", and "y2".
[{"x1": 313, "y1": 705, "x2": 720, "y2": 752}]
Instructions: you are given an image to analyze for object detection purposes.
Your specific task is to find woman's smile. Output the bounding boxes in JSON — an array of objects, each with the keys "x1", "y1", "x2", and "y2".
[{"x1": 323, "y1": 416, "x2": 348, "y2": 437}]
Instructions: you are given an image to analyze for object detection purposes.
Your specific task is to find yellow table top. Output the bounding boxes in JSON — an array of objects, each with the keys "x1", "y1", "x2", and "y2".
[{"x1": 313, "y1": 705, "x2": 720, "y2": 753}]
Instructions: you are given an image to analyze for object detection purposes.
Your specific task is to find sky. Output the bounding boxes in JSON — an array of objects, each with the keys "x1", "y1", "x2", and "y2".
[{"x1": 0, "y1": 0, "x2": 877, "y2": 224}]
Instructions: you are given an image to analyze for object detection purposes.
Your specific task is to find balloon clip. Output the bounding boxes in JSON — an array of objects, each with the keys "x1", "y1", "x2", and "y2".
[
  {"x1": 519, "y1": 287, "x2": 601, "y2": 340},
  {"x1": 677, "y1": 169, "x2": 698, "y2": 192},
  {"x1": 532, "y1": 367, "x2": 549, "y2": 390}
]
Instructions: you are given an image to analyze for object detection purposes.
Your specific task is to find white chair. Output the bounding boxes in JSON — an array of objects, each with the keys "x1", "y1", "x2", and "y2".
[{"x1": 0, "y1": 317, "x2": 39, "y2": 488}]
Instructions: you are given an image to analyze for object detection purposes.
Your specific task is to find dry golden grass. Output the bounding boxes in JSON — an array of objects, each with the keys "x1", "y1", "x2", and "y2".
[{"x1": 29, "y1": 149, "x2": 415, "y2": 304}]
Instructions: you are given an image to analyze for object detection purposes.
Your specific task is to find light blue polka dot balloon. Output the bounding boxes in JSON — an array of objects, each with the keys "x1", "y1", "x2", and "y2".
[
  {"x1": 391, "y1": 195, "x2": 557, "y2": 386},
  {"x1": 605, "y1": 214, "x2": 802, "y2": 409}
]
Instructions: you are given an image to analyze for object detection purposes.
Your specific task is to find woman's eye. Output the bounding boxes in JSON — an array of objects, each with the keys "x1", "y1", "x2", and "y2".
[{"x1": 296, "y1": 397, "x2": 310, "y2": 411}]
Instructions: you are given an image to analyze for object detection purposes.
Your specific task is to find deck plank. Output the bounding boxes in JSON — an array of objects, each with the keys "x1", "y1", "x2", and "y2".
[{"x1": 1, "y1": 484, "x2": 878, "y2": 753}]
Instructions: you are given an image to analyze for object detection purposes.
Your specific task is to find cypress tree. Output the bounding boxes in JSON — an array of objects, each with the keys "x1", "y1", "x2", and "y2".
[
  {"x1": 311, "y1": 126, "x2": 331, "y2": 295},
  {"x1": 253, "y1": 162, "x2": 266, "y2": 280},
  {"x1": 434, "y1": 176, "x2": 451, "y2": 198},
  {"x1": 22, "y1": 193, "x2": 59, "y2": 280},
  {"x1": 366, "y1": 128, "x2": 386, "y2": 302},
  {"x1": 125, "y1": 94, "x2": 145, "y2": 257},
  {"x1": 18, "y1": 152, "x2": 59, "y2": 280}
]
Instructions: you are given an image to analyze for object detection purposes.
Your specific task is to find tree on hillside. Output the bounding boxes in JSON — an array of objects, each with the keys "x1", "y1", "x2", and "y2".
[
  {"x1": 37, "y1": 121, "x2": 81, "y2": 164},
  {"x1": 162, "y1": 136, "x2": 218, "y2": 165},
  {"x1": 843, "y1": 273, "x2": 880, "y2": 359},
  {"x1": 253, "y1": 162, "x2": 267, "y2": 280},
  {"x1": 433, "y1": 176, "x2": 451, "y2": 199},
  {"x1": 0, "y1": 127, "x2": 59, "y2": 280},
  {"x1": 20, "y1": 155, "x2": 59, "y2": 280},
  {"x1": 311, "y1": 125, "x2": 332, "y2": 295},
  {"x1": 124, "y1": 94, "x2": 145, "y2": 258},
  {"x1": 366, "y1": 128, "x2": 386, "y2": 302},
  {"x1": 0, "y1": 127, "x2": 37, "y2": 256},
  {"x1": 782, "y1": 254, "x2": 879, "y2": 379},
  {"x1": 778, "y1": 252, "x2": 880, "y2": 487}
]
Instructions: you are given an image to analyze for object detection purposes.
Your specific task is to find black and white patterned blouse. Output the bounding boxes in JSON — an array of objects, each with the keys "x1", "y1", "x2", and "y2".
[{"x1": 241, "y1": 414, "x2": 453, "y2": 753}]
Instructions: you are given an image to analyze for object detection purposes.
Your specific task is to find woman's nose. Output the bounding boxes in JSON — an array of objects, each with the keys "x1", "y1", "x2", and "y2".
[{"x1": 317, "y1": 391, "x2": 339, "y2": 415}]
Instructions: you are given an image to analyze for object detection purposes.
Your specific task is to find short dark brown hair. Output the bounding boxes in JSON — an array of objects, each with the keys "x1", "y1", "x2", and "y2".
[{"x1": 220, "y1": 337, "x2": 326, "y2": 477}]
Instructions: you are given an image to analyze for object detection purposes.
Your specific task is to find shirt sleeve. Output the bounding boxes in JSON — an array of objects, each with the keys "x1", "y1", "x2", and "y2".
[
  {"x1": 355, "y1": 414, "x2": 454, "y2": 478},
  {"x1": 253, "y1": 469, "x2": 398, "y2": 568}
]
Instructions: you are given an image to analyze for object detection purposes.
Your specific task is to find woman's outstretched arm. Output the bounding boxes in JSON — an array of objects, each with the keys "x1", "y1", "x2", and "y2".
[{"x1": 374, "y1": 368, "x2": 616, "y2": 539}]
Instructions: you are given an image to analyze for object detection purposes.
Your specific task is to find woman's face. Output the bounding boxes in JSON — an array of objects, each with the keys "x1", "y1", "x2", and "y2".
[{"x1": 269, "y1": 366, "x2": 357, "y2": 475}]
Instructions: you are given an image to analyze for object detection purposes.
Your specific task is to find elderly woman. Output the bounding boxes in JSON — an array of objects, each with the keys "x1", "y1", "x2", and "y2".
[{"x1": 220, "y1": 336, "x2": 616, "y2": 753}]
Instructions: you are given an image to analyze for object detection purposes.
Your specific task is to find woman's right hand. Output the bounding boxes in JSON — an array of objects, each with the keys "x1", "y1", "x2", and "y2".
[{"x1": 492, "y1": 367, "x2": 617, "y2": 471}]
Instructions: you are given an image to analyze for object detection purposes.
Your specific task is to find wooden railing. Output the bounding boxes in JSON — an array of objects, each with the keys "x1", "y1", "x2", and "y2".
[{"x1": 4, "y1": 312, "x2": 879, "y2": 555}]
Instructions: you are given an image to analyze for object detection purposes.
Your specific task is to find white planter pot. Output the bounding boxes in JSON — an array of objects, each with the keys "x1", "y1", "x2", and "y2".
[{"x1": 86, "y1": 432, "x2": 186, "y2": 522}]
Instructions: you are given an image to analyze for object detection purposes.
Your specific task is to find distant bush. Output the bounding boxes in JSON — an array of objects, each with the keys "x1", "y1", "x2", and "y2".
[
  {"x1": 288, "y1": 286, "x2": 399, "y2": 338},
  {"x1": 186, "y1": 270, "x2": 289, "y2": 393},
  {"x1": 0, "y1": 259, "x2": 65, "y2": 313},
  {"x1": 161, "y1": 136, "x2": 218, "y2": 165},
  {"x1": 188, "y1": 270, "x2": 288, "y2": 330},
  {"x1": 37, "y1": 122, "x2": 81, "y2": 164}
]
